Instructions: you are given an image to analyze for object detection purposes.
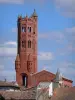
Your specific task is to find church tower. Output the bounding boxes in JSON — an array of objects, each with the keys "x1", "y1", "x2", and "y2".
[{"x1": 15, "y1": 9, "x2": 38, "y2": 87}]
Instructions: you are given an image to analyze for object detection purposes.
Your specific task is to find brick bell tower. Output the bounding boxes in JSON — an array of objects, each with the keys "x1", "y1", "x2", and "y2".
[{"x1": 15, "y1": 9, "x2": 38, "y2": 87}]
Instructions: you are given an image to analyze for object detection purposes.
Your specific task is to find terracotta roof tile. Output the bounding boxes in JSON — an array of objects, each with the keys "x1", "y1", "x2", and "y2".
[
  {"x1": 32, "y1": 70, "x2": 73, "y2": 83},
  {"x1": 51, "y1": 87, "x2": 75, "y2": 100}
]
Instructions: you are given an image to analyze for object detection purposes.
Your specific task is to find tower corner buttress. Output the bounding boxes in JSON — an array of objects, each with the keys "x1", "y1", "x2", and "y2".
[{"x1": 15, "y1": 54, "x2": 20, "y2": 71}]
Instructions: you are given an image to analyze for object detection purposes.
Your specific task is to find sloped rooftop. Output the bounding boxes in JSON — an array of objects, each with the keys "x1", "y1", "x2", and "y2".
[
  {"x1": 51, "y1": 87, "x2": 75, "y2": 100},
  {"x1": 0, "y1": 81, "x2": 19, "y2": 88},
  {"x1": 32, "y1": 70, "x2": 73, "y2": 83},
  {"x1": 0, "y1": 85, "x2": 75, "y2": 100},
  {"x1": 0, "y1": 86, "x2": 37, "y2": 100}
]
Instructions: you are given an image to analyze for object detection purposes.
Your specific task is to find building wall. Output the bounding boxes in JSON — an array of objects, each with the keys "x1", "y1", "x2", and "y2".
[
  {"x1": 31, "y1": 70, "x2": 55, "y2": 86},
  {"x1": 63, "y1": 80, "x2": 72, "y2": 87},
  {"x1": 30, "y1": 70, "x2": 73, "y2": 88}
]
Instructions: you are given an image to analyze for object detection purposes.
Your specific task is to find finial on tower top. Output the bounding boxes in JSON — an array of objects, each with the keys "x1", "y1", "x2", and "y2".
[
  {"x1": 18, "y1": 15, "x2": 22, "y2": 19},
  {"x1": 32, "y1": 9, "x2": 38, "y2": 17}
]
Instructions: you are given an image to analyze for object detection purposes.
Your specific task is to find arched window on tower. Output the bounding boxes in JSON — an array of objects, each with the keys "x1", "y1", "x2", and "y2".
[
  {"x1": 28, "y1": 40, "x2": 31, "y2": 48},
  {"x1": 22, "y1": 74, "x2": 28, "y2": 87},
  {"x1": 28, "y1": 27, "x2": 31, "y2": 33},
  {"x1": 22, "y1": 27, "x2": 26, "y2": 32},
  {"x1": 22, "y1": 40, "x2": 26, "y2": 48},
  {"x1": 30, "y1": 27, "x2": 31, "y2": 32}
]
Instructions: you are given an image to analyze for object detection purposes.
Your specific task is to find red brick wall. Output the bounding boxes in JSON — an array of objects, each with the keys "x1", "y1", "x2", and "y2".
[
  {"x1": 31, "y1": 70, "x2": 55, "y2": 87},
  {"x1": 15, "y1": 15, "x2": 38, "y2": 87}
]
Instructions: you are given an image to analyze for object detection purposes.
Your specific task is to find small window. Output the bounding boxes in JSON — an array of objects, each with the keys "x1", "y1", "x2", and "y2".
[
  {"x1": 22, "y1": 75, "x2": 28, "y2": 87},
  {"x1": 30, "y1": 27, "x2": 31, "y2": 32},
  {"x1": 65, "y1": 85, "x2": 67, "y2": 87},
  {"x1": 28, "y1": 40, "x2": 31, "y2": 48},
  {"x1": 22, "y1": 40, "x2": 26, "y2": 48},
  {"x1": 28, "y1": 27, "x2": 31, "y2": 33},
  {"x1": 22, "y1": 27, "x2": 26, "y2": 32},
  {"x1": 33, "y1": 32, "x2": 35, "y2": 34},
  {"x1": 28, "y1": 27, "x2": 29, "y2": 32},
  {"x1": 28, "y1": 63, "x2": 30, "y2": 65}
]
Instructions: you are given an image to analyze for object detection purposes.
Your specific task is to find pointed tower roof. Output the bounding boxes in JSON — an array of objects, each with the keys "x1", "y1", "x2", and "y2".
[
  {"x1": 55, "y1": 68, "x2": 62, "y2": 82},
  {"x1": 18, "y1": 15, "x2": 22, "y2": 19},
  {"x1": 32, "y1": 9, "x2": 38, "y2": 17},
  {"x1": 16, "y1": 54, "x2": 20, "y2": 61}
]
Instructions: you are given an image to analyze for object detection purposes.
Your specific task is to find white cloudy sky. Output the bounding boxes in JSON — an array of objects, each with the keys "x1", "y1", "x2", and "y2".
[{"x1": 0, "y1": 0, "x2": 75, "y2": 85}]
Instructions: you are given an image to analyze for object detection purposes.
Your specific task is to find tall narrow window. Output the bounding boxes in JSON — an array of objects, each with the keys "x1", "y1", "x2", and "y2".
[
  {"x1": 28, "y1": 40, "x2": 31, "y2": 48},
  {"x1": 28, "y1": 27, "x2": 31, "y2": 33},
  {"x1": 22, "y1": 40, "x2": 26, "y2": 48},
  {"x1": 22, "y1": 75, "x2": 28, "y2": 87},
  {"x1": 30, "y1": 27, "x2": 31, "y2": 32},
  {"x1": 24, "y1": 27, "x2": 26, "y2": 32},
  {"x1": 22, "y1": 27, "x2": 26, "y2": 32}
]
